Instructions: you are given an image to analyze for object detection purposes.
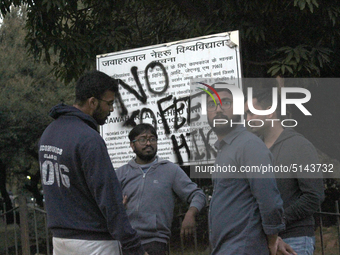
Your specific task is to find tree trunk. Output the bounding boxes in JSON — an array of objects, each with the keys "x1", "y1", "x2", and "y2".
[{"x1": 0, "y1": 159, "x2": 14, "y2": 223}]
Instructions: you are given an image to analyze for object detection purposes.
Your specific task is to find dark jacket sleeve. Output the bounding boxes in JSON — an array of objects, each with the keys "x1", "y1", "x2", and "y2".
[
  {"x1": 284, "y1": 141, "x2": 325, "y2": 224},
  {"x1": 82, "y1": 138, "x2": 145, "y2": 255}
]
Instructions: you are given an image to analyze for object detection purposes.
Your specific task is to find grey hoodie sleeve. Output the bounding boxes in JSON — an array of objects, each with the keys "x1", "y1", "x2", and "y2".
[{"x1": 172, "y1": 166, "x2": 207, "y2": 212}]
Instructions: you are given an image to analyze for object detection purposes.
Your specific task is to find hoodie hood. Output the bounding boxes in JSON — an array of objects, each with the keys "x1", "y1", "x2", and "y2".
[
  {"x1": 271, "y1": 128, "x2": 303, "y2": 148},
  {"x1": 270, "y1": 128, "x2": 306, "y2": 165},
  {"x1": 49, "y1": 103, "x2": 98, "y2": 131},
  {"x1": 127, "y1": 156, "x2": 169, "y2": 169}
]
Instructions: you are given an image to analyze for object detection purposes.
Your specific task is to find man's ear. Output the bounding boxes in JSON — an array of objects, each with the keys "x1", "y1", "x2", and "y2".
[
  {"x1": 88, "y1": 97, "x2": 98, "y2": 110},
  {"x1": 76, "y1": 97, "x2": 98, "y2": 116},
  {"x1": 82, "y1": 97, "x2": 99, "y2": 116},
  {"x1": 130, "y1": 141, "x2": 135, "y2": 151},
  {"x1": 266, "y1": 106, "x2": 275, "y2": 119}
]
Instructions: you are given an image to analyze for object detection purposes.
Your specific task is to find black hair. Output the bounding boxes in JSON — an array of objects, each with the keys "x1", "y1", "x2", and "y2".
[
  {"x1": 252, "y1": 87, "x2": 281, "y2": 118},
  {"x1": 128, "y1": 123, "x2": 158, "y2": 142},
  {"x1": 205, "y1": 83, "x2": 233, "y2": 106},
  {"x1": 75, "y1": 70, "x2": 118, "y2": 105},
  {"x1": 205, "y1": 82, "x2": 233, "y2": 95}
]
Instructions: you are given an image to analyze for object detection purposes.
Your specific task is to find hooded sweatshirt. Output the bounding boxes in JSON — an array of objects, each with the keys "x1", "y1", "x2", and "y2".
[
  {"x1": 38, "y1": 103, "x2": 144, "y2": 255},
  {"x1": 270, "y1": 128, "x2": 325, "y2": 238},
  {"x1": 116, "y1": 157, "x2": 207, "y2": 245}
]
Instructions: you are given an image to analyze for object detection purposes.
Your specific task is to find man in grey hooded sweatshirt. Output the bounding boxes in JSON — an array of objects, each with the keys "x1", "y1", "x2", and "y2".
[{"x1": 116, "y1": 123, "x2": 207, "y2": 255}]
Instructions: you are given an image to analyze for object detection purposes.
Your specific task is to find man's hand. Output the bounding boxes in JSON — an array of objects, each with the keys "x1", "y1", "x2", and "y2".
[
  {"x1": 180, "y1": 207, "x2": 198, "y2": 238},
  {"x1": 267, "y1": 234, "x2": 279, "y2": 255},
  {"x1": 122, "y1": 195, "x2": 128, "y2": 209},
  {"x1": 276, "y1": 237, "x2": 297, "y2": 255}
]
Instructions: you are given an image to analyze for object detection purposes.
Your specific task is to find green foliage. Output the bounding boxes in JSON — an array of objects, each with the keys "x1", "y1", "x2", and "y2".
[
  {"x1": 0, "y1": 0, "x2": 339, "y2": 80},
  {"x1": 294, "y1": 0, "x2": 319, "y2": 12},
  {"x1": 268, "y1": 45, "x2": 332, "y2": 76},
  {"x1": 1, "y1": 1, "x2": 340, "y2": 79},
  {"x1": 0, "y1": 6, "x2": 73, "y2": 192}
]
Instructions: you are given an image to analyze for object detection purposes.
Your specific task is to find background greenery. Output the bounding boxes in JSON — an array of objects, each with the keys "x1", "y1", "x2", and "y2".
[
  {"x1": 1, "y1": 0, "x2": 340, "y2": 83},
  {"x1": 0, "y1": 0, "x2": 339, "y2": 250},
  {"x1": 0, "y1": 6, "x2": 73, "y2": 215}
]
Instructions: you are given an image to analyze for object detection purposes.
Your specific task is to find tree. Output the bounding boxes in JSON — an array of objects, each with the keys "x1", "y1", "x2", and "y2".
[
  {"x1": 0, "y1": 6, "x2": 73, "y2": 209},
  {"x1": 1, "y1": 0, "x2": 340, "y2": 83}
]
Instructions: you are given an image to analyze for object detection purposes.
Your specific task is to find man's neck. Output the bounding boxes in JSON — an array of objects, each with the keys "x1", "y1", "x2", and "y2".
[
  {"x1": 217, "y1": 131, "x2": 230, "y2": 141},
  {"x1": 215, "y1": 125, "x2": 237, "y2": 141},
  {"x1": 263, "y1": 124, "x2": 284, "y2": 149},
  {"x1": 135, "y1": 156, "x2": 157, "y2": 165},
  {"x1": 73, "y1": 104, "x2": 91, "y2": 115}
]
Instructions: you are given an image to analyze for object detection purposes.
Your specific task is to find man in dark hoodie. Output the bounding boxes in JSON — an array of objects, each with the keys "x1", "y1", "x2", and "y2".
[
  {"x1": 245, "y1": 87, "x2": 324, "y2": 255},
  {"x1": 38, "y1": 70, "x2": 146, "y2": 255},
  {"x1": 116, "y1": 123, "x2": 207, "y2": 255}
]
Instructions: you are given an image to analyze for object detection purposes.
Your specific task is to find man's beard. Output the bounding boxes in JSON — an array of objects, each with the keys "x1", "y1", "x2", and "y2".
[
  {"x1": 208, "y1": 114, "x2": 240, "y2": 136},
  {"x1": 134, "y1": 146, "x2": 157, "y2": 162},
  {"x1": 93, "y1": 105, "x2": 108, "y2": 125}
]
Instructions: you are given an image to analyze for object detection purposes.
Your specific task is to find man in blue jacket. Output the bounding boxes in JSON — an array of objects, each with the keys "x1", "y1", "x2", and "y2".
[
  {"x1": 206, "y1": 85, "x2": 285, "y2": 255},
  {"x1": 116, "y1": 123, "x2": 207, "y2": 255},
  {"x1": 38, "y1": 70, "x2": 146, "y2": 255}
]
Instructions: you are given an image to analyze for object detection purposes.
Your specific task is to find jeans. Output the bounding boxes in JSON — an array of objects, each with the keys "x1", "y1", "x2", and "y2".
[
  {"x1": 282, "y1": 236, "x2": 315, "y2": 255},
  {"x1": 143, "y1": 241, "x2": 168, "y2": 255}
]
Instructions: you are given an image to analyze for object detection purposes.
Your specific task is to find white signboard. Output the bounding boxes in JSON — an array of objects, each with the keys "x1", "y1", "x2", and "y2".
[{"x1": 97, "y1": 31, "x2": 242, "y2": 168}]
